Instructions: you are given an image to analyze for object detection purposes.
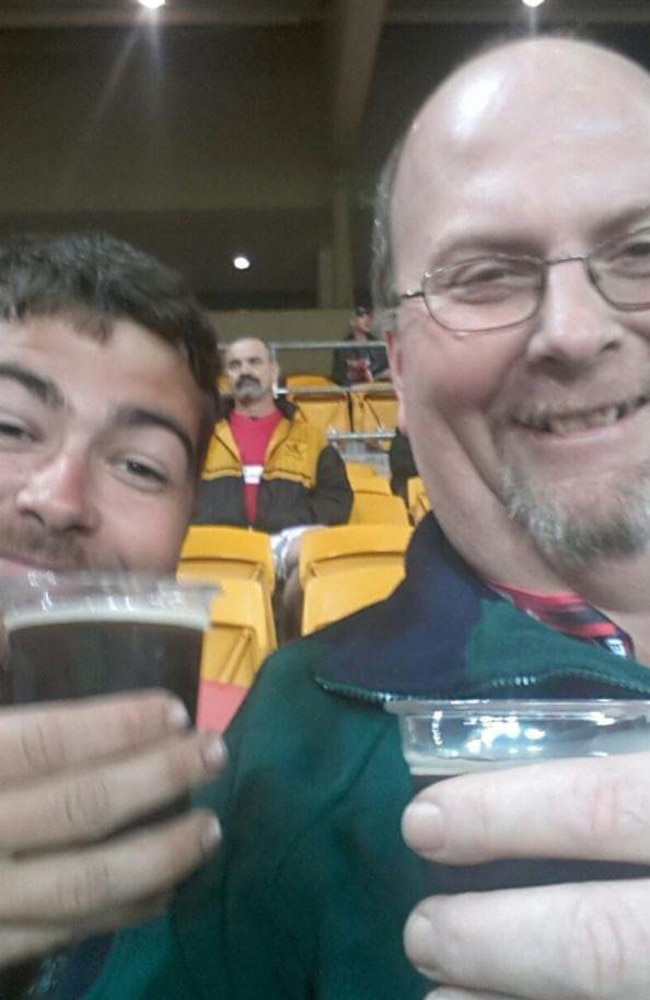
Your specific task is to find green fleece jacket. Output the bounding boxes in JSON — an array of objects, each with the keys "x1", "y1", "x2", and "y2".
[{"x1": 83, "y1": 517, "x2": 650, "y2": 999}]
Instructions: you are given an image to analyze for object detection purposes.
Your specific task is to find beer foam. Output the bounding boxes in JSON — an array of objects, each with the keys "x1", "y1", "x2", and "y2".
[{"x1": 4, "y1": 599, "x2": 209, "y2": 633}]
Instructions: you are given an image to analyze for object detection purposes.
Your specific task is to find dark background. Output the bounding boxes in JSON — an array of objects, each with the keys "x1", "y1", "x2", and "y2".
[{"x1": 0, "y1": 1, "x2": 647, "y2": 312}]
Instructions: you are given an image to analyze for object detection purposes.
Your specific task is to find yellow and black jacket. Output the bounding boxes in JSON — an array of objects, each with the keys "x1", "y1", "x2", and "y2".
[{"x1": 194, "y1": 400, "x2": 353, "y2": 532}]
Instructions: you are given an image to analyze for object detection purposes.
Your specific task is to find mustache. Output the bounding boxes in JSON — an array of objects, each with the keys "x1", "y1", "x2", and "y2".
[
  {"x1": 234, "y1": 375, "x2": 262, "y2": 392},
  {"x1": 0, "y1": 524, "x2": 95, "y2": 572}
]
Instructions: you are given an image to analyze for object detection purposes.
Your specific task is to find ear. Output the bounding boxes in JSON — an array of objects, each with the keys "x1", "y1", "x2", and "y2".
[{"x1": 386, "y1": 330, "x2": 408, "y2": 434}]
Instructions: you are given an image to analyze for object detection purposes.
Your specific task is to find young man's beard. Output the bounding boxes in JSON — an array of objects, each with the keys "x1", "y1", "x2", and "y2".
[{"x1": 501, "y1": 461, "x2": 650, "y2": 568}]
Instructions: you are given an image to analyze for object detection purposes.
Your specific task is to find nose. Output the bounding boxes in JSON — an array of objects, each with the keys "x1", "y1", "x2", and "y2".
[
  {"x1": 525, "y1": 258, "x2": 622, "y2": 372},
  {"x1": 16, "y1": 449, "x2": 99, "y2": 533}
]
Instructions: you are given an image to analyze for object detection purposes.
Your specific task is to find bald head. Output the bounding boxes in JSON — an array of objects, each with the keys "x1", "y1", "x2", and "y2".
[{"x1": 374, "y1": 38, "x2": 650, "y2": 318}]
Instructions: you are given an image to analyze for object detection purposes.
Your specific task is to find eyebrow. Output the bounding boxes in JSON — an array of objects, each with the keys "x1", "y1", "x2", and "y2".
[
  {"x1": 0, "y1": 363, "x2": 65, "y2": 408},
  {"x1": 113, "y1": 406, "x2": 197, "y2": 473},
  {"x1": 0, "y1": 364, "x2": 197, "y2": 474}
]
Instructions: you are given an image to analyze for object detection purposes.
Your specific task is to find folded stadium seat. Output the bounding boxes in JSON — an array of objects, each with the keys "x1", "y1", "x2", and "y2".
[
  {"x1": 407, "y1": 476, "x2": 432, "y2": 525},
  {"x1": 178, "y1": 524, "x2": 277, "y2": 659},
  {"x1": 286, "y1": 385, "x2": 352, "y2": 436},
  {"x1": 179, "y1": 525, "x2": 276, "y2": 593},
  {"x1": 197, "y1": 577, "x2": 276, "y2": 732},
  {"x1": 349, "y1": 385, "x2": 399, "y2": 451},
  {"x1": 285, "y1": 373, "x2": 337, "y2": 388},
  {"x1": 348, "y1": 491, "x2": 410, "y2": 526},
  {"x1": 301, "y1": 564, "x2": 406, "y2": 635},
  {"x1": 299, "y1": 523, "x2": 412, "y2": 587}
]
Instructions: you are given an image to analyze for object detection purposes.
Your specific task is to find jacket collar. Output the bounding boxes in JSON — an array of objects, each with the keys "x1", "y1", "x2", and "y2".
[
  {"x1": 221, "y1": 397, "x2": 297, "y2": 420},
  {"x1": 312, "y1": 514, "x2": 650, "y2": 703}
]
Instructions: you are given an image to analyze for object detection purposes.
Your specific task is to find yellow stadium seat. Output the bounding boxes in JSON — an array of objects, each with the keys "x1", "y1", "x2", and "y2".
[
  {"x1": 348, "y1": 492, "x2": 410, "y2": 525},
  {"x1": 349, "y1": 476, "x2": 392, "y2": 496},
  {"x1": 179, "y1": 525, "x2": 275, "y2": 593},
  {"x1": 285, "y1": 374, "x2": 337, "y2": 388},
  {"x1": 350, "y1": 386, "x2": 399, "y2": 450},
  {"x1": 178, "y1": 525, "x2": 277, "y2": 655},
  {"x1": 299, "y1": 523, "x2": 412, "y2": 587},
  {"x1": 197, "y1": 577, "x2": 276, "y2": 732},
  {"x1": 302, "y1": 564, "x2": 405, "y2": 635},
  {"x1": 344, "y1": 461, "x2": 378, "y2": 479},
  {"x1": 287, "y1": 388, "x2": 352, "y2": 435},
  {"x1": 407, "y1": 476, "x2": 432, "y2": 525}
]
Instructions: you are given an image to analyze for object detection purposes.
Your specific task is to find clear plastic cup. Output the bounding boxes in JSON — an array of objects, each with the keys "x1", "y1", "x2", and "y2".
[{"x1": 386, "y1": 698, "x2": 650, "y2": 892}]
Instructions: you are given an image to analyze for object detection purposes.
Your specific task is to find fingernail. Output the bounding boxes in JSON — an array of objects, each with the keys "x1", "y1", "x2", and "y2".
[
  {"x1": 200, "y1": 732, "x2": 226, "y2": 771},
  {"x1": 167, "y1": 700, "x2": 191, "y2": 730},
  {"x1": 405, "y1": 910, "x2": 439, "y2": 974},
  {"x1": 402, "y1": 799, "x2": 444, "y2": 853},
  {"x1": 201, "y1": 815, "x2": 221, "y2": 855}
]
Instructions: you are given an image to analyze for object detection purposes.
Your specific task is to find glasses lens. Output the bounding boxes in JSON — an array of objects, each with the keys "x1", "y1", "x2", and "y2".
[
  {"x1": 424, "y1": 256, "x2": 541, "y2": 332},
  {"x1": 593, "y1": 230, "x2": 650, "y2": 309}
]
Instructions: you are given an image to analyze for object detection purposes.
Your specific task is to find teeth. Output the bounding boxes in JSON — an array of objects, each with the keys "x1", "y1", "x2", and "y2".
[
  {"x1": 524, "y1": 396, "x2": 647, "y2": 435},
  {"x1": 546, "y1": 406, "x2": 620, "y2": 434}
]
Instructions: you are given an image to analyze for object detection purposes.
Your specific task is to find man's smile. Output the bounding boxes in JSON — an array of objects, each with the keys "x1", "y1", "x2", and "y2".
[{"x1": 512, "y1": 394, "x2": 650, "y2": 436}]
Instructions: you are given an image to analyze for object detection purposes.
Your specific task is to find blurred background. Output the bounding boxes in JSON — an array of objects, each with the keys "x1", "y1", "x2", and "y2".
[{"x1": 0, "y1": 0, "x2": 646, "y2": 348}]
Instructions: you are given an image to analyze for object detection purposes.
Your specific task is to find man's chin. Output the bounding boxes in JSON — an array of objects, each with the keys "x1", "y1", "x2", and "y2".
[{"x1": 503, "y1": 473, "x2": 650, "y2": 567}]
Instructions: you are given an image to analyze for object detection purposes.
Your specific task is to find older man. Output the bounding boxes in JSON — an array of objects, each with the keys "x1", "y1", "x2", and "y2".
[{"x1": 387, "y1": 36, "x2": 650, "y2": 999}]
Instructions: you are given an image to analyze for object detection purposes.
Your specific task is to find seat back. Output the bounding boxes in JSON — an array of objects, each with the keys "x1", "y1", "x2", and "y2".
[
  {"x1": 302, "y1": 564, "x2": 405, "y2": 634},
  {"x1": 285, "y1": 373, "x2": 337, "y2": 389},
  {"x1": 350, "y1": 476, "x2": 392, "y2": 497},
  {"x1": 287, "y1": 389, "x2": 351, "y2": 435},
  {"x1": 179, "y1": 525, "x2": 275, "y2": 592},
  {"x1": 204, "y1": 577, "x2": 275, "y2": 667},
  {"x1": 350, "y1": 387, "x2": 398, "y2": 450},
  {"x1": 344, "y1": 460, "x2": 378, "y2": 479},
  {"x1": 348, "y1": 491, "x2": 410, "y2": 525},
  {"x1": 197, "y1": 577, "x2": 276, "y2": 732},
  {"x1": 299, "y1": 523, "x2": 412, "y2": 586}
]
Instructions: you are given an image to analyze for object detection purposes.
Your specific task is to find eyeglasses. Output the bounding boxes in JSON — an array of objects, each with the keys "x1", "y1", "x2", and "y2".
[{"x1": 397, "y1": 227, "x2": 650, "y2": 334}]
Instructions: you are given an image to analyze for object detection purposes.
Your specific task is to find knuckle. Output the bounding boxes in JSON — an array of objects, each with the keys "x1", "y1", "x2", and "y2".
[
  {"x1": 18, "y1": 717, "x2": 68, "y2": 775},
  {"x1": 54, "y1": 857, "x2": 115, "y2": 917},
  {"x1": 563, "y1": 888, "x2": 631, "y2": 999},
  {"x1": 572, "y1": 766, "x2": 648, "y2": 847},
  {"x1": 113, "y1": 691, "x2": 171, "y2": 743},
  {"x1": 58, "y1": 775, "x2": 113, "y2": 837}
]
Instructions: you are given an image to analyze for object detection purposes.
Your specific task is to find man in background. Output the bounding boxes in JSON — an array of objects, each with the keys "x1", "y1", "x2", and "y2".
[
  {"x1": 194, "y1": 336, "x2": 352, "y2": 635},
  {"x1": 331, "y1": 306, "x2": 390, "y2": 385}
]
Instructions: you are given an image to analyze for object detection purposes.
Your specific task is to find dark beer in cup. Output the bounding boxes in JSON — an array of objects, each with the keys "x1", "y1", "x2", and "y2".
[{"x1": 6, "y1": 601, "x2": 205, "y2": 719}]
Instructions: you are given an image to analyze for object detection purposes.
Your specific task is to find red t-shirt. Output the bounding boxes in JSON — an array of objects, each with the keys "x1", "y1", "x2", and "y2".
[{"x1": 229, "y1": 409, "x2": 283, "y2": 524}]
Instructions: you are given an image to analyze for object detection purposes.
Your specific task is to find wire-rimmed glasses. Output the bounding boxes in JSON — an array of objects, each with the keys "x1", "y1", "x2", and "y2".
[{"x1": 397, "y1": 227, "x2": 650, "y2": 334}]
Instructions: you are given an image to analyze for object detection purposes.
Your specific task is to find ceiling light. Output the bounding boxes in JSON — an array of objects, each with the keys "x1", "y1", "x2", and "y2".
[
  {"x1": 233, "y1": 255, "x2": 252, "y2": 271},
  {"x1": 138, "y1": 0, "x2": 166, "y2": 9},
  {"x1": 521, "y1": 0, "x2": 545, "y2": 7}
]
